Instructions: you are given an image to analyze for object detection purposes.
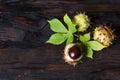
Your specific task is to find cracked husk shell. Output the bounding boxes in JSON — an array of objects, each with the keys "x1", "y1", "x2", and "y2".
[
  {"x1": 64, "y1": 43, "x2": 83, "y2": 66},
  {"x1": 93, "y1": 25, "x2": 115, "y2": 47}
]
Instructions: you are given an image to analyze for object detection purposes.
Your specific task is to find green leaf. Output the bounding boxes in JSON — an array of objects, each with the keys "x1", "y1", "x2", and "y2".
[
  {"x1": 86, "y1": 47, "x2": 93, "y2": 59},
  {"x1": 64, "y1": 14, "x2": 76, "y2": 33},
  {"x1": 86, "y1": 41, "x2": 106, "y2": 51},
  {"x1": 46, "y1": 33, "x2": 67, "y2": 45},
  {"x1": 79, "y1": 33, "x2": 90, "y2": 42},
  {"x1": 66, "y1": 34, "x2": 74, "y2": 44},
  {"x1": 48, "y1": 18, "x2": 68, "y2": 33}
]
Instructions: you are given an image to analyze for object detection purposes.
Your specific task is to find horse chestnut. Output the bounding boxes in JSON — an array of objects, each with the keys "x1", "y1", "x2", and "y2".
[
  {"x1": 64, "y1": 43, "x2": 83, "y2": 66},
  {"x1": 93, "y1": 25, "x2": 115, "y2": 46},
  {"x1": 68, "y1": 46, "x2": 81, "y2": 59}
]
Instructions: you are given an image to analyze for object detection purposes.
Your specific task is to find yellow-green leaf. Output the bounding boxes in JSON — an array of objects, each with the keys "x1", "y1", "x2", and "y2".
[
  {"x1": 86, "y1": 47, "x2": 93, "y2": 59},
  {"x1": 87, "y1": 41, "x2": 106, "y2": 51},
  {"x1": 79, "y1": 33, "x2": 90, "y2": 42},
  {"x1": 66, "y1": 34, "x2": 74, "y2": 45},
  {"x1": 64, "y1": 14, "x2": 76, "y2": 33},
  {"x1": 48, "y1": 18, "x2": 68, "y2": 33},
  {"x1": 46, "y1": 33, "x2": 67, "y2": 45}
]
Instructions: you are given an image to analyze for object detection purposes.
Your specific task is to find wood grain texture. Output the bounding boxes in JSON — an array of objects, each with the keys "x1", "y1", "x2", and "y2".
[{"x1": 0, "y1": 0, "x2": 120, "y2": 80}]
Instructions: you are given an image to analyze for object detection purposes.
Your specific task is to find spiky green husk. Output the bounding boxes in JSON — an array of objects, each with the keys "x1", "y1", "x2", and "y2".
[{"x1": 73, "y1": 13, "x2": 90, "y2": 32}]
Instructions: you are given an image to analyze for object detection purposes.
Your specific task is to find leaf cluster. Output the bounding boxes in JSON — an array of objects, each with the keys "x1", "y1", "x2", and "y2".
[{"x1": 47, "y1": 14, "x2": 106, "y2": 58}]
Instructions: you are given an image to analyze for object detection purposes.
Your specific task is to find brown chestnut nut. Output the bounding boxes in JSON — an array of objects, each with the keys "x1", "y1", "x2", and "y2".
[{"x1": 64, "y1": 43, "x2": 83, "y2": 66}]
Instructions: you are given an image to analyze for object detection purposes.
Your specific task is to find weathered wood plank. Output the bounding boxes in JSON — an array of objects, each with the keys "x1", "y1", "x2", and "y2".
[
  {"x1": 0, "y1": 1, "x2": 120, "y2": 80},
  {"x1": 1, "y1": 1, "x2": 120, "y2": 13},
  {"x1": 0, "y1": 44, "x2": 119, "y2": 80}
]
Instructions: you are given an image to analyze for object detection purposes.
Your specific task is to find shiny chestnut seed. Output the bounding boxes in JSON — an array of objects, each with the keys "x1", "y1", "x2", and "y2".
[{"x1": 68, "y1": 46, "x2": 81, "y2": 59}]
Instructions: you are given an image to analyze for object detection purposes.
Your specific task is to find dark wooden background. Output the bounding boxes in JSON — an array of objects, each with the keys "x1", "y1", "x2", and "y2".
[{"x1": 0, "y1": 0, "x2": 120, "y2": 80}]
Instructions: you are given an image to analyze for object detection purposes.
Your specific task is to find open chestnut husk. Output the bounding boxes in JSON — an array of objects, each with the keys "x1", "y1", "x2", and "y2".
[{"x1": 64, "y1": 43, "x2": 83, "y2": 66}]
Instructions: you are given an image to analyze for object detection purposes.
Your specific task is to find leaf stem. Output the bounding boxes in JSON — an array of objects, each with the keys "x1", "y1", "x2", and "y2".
[{"x1": 74, "y1": 34, "x2": 79, "y2": 37}]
